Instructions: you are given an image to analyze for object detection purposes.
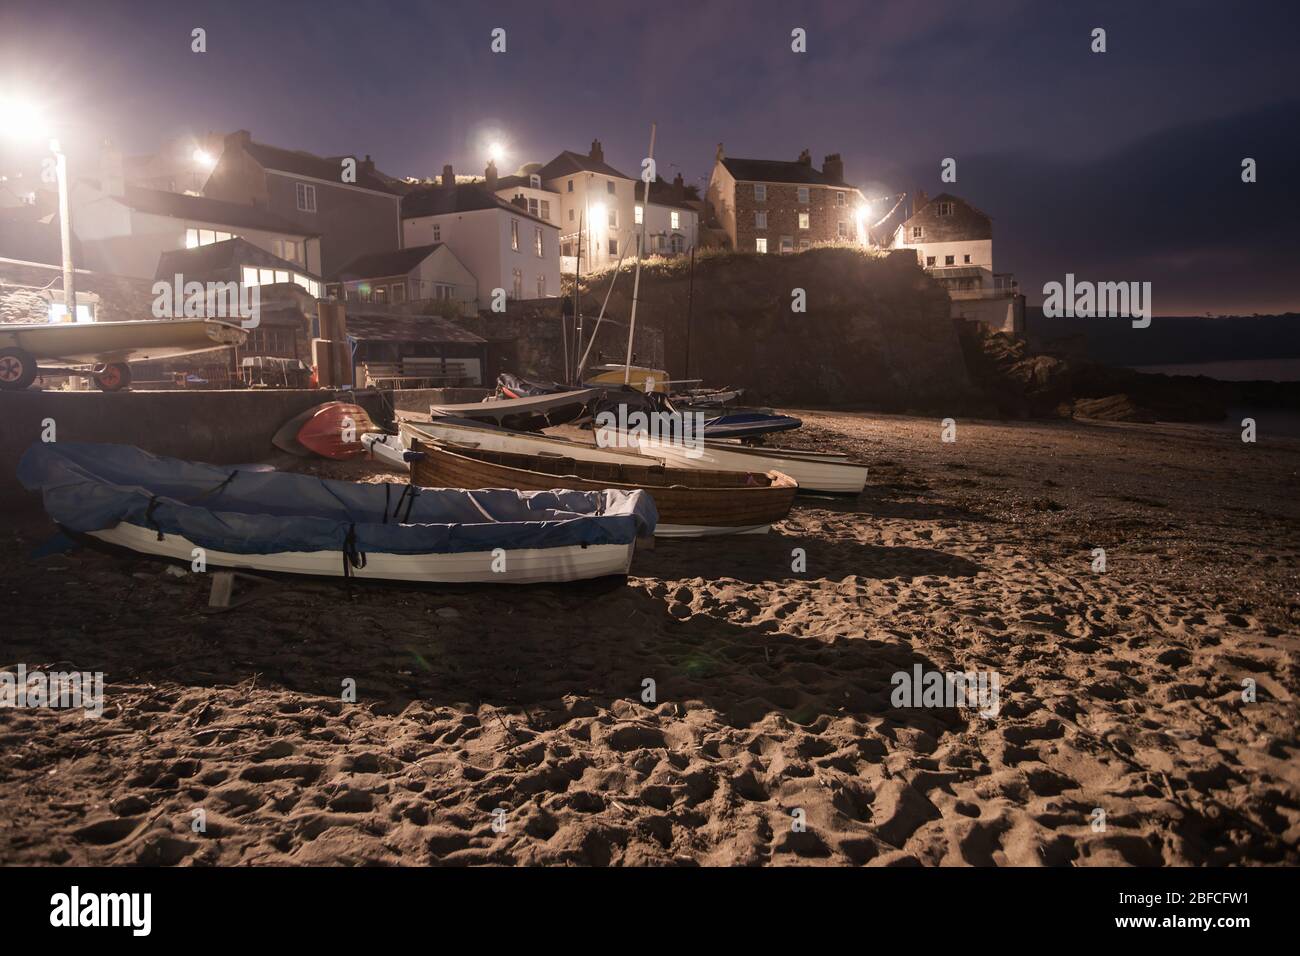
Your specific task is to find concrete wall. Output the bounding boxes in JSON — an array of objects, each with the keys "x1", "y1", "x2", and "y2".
[{"x1": 0, "y1": 389, "x2": 388, "y2": 513}]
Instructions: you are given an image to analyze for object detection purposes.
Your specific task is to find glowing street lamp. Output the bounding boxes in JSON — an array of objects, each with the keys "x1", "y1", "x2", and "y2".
[
  {"x1": 192, "y1": 147, "x2": 216, "y2": 169},
  {"x1": 487, "y1": 141, "x2": 506, "y2": 165},
  {"x1": 0, "y1": 93, "x2": 77, "y2": 321}
]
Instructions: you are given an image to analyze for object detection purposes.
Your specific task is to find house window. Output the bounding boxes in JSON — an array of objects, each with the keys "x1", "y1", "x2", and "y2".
[
  {"x1": 562, "y1": 240, "x2": 574, "y2": 257},
  {"x1": 606, "y1": 180, "x2": 615, "y2": 194},
  {"x1": 670, "y1": 210, "x2": 680, "y2": 230},
  {"x1": 780, "y1": 236, "x2": 793, "y2": 253},
  {"x1": 432, "y1": 224, "x2": 441, "y2": 241},
  {"x1": 540, "y1": 200, "x2": 550, "y2": 220},
  {"x1": 799, "y1": 212, "x2": 810, "y2": 230},
  {"x1": 911, "y1": 226, "x2": 924, "y2": 240},
  {"x1": 799, "y1": 238, "x2": 810, "y2": 251},
  {"x1": 607, "y1": 238, "x2": 618, "y2": 256},
  {"x1": 836, "y1": 191, "x2": 845, "y2": 206},
  {"x1": 671, "y1": 233, "x2": 684, "y2": 254},
  {"x1": 273, "y1": 238, "x2": 299, "y2": 263},
  {"x1": 259, "y1": 268, "x2": 275, "y2": 285},
  {"x1": 391, "y1": 282, "x2": 406, "y2": 304},
  {"x1": 373, "y1": 285, "x2": 388, "y2": 304},
  {"x1": 837, "y1": 221, "x2": 847, "y2": 238},
  {"x1": 945, "y1": 255, "x2": 955, "y2": 265},
  {"x1": 754, "y1": 211, "x2": 767, "y2": 229},
  {"x1": 964, "y1": 254, "x2": 971, "y2": 264},
  {"x1": 186, "y1": 228, "x2": 234, "y2": 249},
  {"x1": 608, "y1": 208, "x2": 617, "y2": 229},
  {"x1": 755, "y1": 237, "x2": 767, "y2": 253},
  {"x1": 535, "y1": 227, "x2": 543, "y2": 257},
  {"x1": 568, "y1": 208, "x2": 575, "y2": 222},
  {"x1": 528, "y1": 197, "x2": 539, "y2": 217},
  {"x1": 511, "y1": 268, "x2": 522, "y2": 299},
  {"x1": 510, "y1": 218, "x2": 519, "y2": 251},
  {"x1": 295, "y1": 182, "x2": 317, "y2": 213},
  {"x1": 925, "y1": 256, "x2": 936, "y2": 267},
  {"x1": 797, "y1": 186, "x2": 810, "y2": 204},
  {"x1": 530, "y1": 174, "x2": 541, "y2": 189},
  {"x1": 937, "y1": 202, "x2": 954, "y2": 216},
  {"x1": 753, "y1": 184, "x2": 766, "y2": 202},
  {"x1": 536, "y1": 274, "x2": 546, "y2": 298},
  {"x1": 634, "y1": 205, "x2": 643, "y2": 225},
  {"x1": 567, "y1": 179, "x2": 574, "y2": 192}
]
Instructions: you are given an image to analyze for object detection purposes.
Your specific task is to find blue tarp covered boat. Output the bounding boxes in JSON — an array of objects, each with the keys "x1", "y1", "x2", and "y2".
[{"x1": 17, "y1": 442, "x2": 657, "y2": 584}]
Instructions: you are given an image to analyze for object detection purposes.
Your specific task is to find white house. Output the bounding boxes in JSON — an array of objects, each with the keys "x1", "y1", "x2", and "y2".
[
  {"x1": 402, "y1": 168, "x2": 560, "y2": 305},
  {"x1": 537, "y1": 141, "x2": 638, "y2": 273},
  {"x1": 633, "y1": 174, "x2": 698, "y2": 256},
  {"x1": 333, "y1": 242, "x2": 478, "y2": 315},
  {"x1": 69, "y1": 178, "x2": 320, "y2": 281},
  {"x1": 486, "y1": 162, "x2": 561, "y2": 230}
]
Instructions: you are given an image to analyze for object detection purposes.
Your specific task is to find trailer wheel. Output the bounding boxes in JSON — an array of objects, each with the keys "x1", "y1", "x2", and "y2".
[
  {"x1": 0, "y1": 348, "x2": 38, "y2": 390},
  {"x1": 94, "y1": 362, "x2": 132, "y2": 392}
]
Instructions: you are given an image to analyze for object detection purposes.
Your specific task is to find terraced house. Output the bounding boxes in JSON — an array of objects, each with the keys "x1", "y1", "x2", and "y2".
[{"x1": 706, "y1": 145, "x2": 868, "y2": 253}]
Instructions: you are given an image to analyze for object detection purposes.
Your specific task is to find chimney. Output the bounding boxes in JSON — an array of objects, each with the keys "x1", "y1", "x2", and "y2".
[
  {"x1": 225, "y1": 129, "x2": 252, "y2": 151},
  {"x1": 797, "y1": 148, "x2": 812, "y2": 166},
  {"x1": 589, "y1": 139, "x2": 604, "y2": 164},
  {"x1": 822, "y1": 153, "x2": 844, "y2": 184},
  {"x1": 672, "y1": 172, "x2": 685, "y2": 200},
  {"x1": 485, "y1": 159, "x2": 498, "y2": 189},
  {"x1": 914, "y1": 188, "x2": 928, "y2": 215},
  {"x1": 512, "y1": 195, "x2": 528, "y2": 210},
  {"x1": 715, "y1": 143, "x2": 725, "y2": 163},
  {"x1": 359, "y1": 154, "x2": 375, "y2": 177},
  {"x1": 441, "y1": 164, "x2": 454, "y2": 187}
]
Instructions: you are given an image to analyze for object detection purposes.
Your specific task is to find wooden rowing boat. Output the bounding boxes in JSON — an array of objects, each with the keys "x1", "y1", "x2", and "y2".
[
  {"x1": 409, "y1": 438, "x2": 797, "y2": 537},
  {"x1": 631, "y1": 435, "x2": 868, "y2": 495}
]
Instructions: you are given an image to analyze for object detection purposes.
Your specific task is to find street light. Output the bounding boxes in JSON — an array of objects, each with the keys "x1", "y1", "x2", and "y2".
[
  {"x1": 0, "y1": 93, "x2": 77, "y2": 322},
  {"x1": 487, "y1": 141, "x2": 505, "y2": 165}
]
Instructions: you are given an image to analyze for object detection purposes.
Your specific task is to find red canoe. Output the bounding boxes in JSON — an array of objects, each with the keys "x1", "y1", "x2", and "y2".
[{"x1": 276, "y1": 402, "x2": 378, "y2": 460}]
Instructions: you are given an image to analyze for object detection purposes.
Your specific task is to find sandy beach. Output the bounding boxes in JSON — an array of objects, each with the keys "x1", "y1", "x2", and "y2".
[{"x1": 2, "y1": 410, "x2": 1297, "y2": 866}]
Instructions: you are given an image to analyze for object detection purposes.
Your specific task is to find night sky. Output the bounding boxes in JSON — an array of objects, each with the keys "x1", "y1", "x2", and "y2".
[{"x1": 2, "y1": 0, "x2": 1297, "y2": 314}]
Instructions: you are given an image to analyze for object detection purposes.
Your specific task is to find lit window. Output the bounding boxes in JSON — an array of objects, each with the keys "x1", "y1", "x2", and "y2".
[
  {"x1": 797, "y1": 187, "x2": 809, "y2": 204},
  {"x1": 275, "y1": 270, "x2": 290, "y2": 284},
  {"x1": 186, "y1": 228, "x2": 200, "y2": 249},
  {"x1": 753, "y1": 184, "x2": 766, "y2": 202},
  {"x1": 670, "y1": 211, "x2": 680, "y2": 230},
  {"x1": 635, "y1": 205, "x2": 643, "y2": 225},
  {"x1": 242, "y1": 266, "x2": 258, "y2": 287},
  {"x1": 259, "y1": 268, "x2": 274, "y2": 285},
  {"x1": 200, "y1": 229, "x2": 216, "y2": 245},
  {"x1": 530, "y1": 174, "x2": 541, "y2": 189},
  {"x1": 535, "y1": 227, "x2": 543, "y2": 257},
  {"x1": 510, "y1": 219, "x2": 519, "y2": 251},
  {"x1": 755, "y1": 237, "x2": 767, "y2": 253},
  {"x1": 754, "y1": 211, "x2": 767, "y2": 229},
  {"x1": 937, "y1": 202, "x2": 954, "y2": 216},
  {"x1": 799, "y1": 213, "x2": 810, "y2": 230},
  {"x1": 295, "y1": 182, "x2": 317, "y2": 213}
]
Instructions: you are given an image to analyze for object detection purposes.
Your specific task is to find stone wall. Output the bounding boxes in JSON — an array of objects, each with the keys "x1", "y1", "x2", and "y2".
[{"x1": 577, "y1": 247, "x2": 976, "y2": 409}]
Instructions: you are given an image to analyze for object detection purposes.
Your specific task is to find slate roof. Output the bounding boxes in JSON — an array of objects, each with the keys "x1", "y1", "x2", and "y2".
[
  {"x1": 401, "y1": 183, "x2": 555, "y2": 227},
  {"x1": 720, "y1": 156, "x2": 855, "y2": 189},
  {"x1": 119, "y1": 186, "x2": 318, "y2": 236},
  {"x1": 242, "y1": 141, "x2": 404, "y2": 195},
  {"x1": 537, "y1": 150, "x2": 633, "y2": 182},
  {"x1": 344, "y1": 310, "x2": 486, "y2": 345},
  {"x1": 155, "y1": 237, "x2": 318, "y2": 281},
  {"x1": 334, "y1": 244, "x2": 444, "y2": 281},
  {"x1": 633, "y1": 180, "x2": 696, "y2": 211}
]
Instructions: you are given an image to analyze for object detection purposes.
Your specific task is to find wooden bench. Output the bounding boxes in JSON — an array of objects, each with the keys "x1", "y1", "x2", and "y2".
[{"x1": 363, "y1": 359, "x2": 473, "y2": 389}]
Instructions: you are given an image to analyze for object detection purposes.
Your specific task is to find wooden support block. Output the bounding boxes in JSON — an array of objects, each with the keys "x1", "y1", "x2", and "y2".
[{"x1": 208, "y1": 571, "x2": 235, "y2": 608}]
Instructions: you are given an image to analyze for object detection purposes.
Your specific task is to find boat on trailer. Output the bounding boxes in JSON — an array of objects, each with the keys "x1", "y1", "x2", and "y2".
[
  {"x1": 17, "y1": 442, "x2": 657, "y2": 585},
  {"x1": 407, "y1": 437, "x2": 797, "y2": 537},
  {"x1": 627, "y1": 434, "x2": 868, "y2": 495}
]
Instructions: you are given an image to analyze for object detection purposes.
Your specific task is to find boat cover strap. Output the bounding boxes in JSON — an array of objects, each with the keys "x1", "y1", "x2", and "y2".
[
  {"x1": 144, "y1": 496, "x2": 165, "y2": 541},
  {"x1": 342, "y1": 523, "x2": 367, "y2": 578}
]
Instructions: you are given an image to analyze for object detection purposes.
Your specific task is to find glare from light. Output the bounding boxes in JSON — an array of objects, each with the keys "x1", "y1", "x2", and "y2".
[
  {"x1": 589, "y1": 202, "x2": 607, "y2": 233},
  {"x1": 0, "y1": 94, "x2": 48, "y2": 143},
  {"x1": 487, "y1": 141, "x2": 505, "y2": 165},
  {"x1": 192, "y1": 148, "x2": 216, "y2": 169}
]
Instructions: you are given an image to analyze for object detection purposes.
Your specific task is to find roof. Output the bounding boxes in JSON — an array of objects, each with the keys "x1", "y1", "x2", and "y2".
[
  {"x1": 119, "y1": 186, "x2": 318, "y2": 237},
  {"x1": 242, "y1": 141, "x2": 404, "y2": 195},
  {"x1": 495, "y1": 174, "x2": 559, "y2": 194},
  {"x1": 401, "y1": 183, "x2": 556, "y2": 227},
  {"x1": 634, "y1": 179, "x2": 696, "y2": 211},
  {"x1": 899, "y1": 192, "x2": 993, "y2": 242},
  {"x1": 155, "y1": 237, "x2": 318, "y2": 281},
  {"x1": 720, "y1": 156, "x2": 855, "y2": 188},
  {"x1": 537, "y1": 150, "x2": 633, "y2": 182},
  {"x1": 335, "y1": 243, "x2": 444, "y2": 281},
  {"x1": 0, "y1": 212, "x2": 84, "y2": 266},
  {"x1": 344, "y1": 310, "x2": 486, "y2": 345}
]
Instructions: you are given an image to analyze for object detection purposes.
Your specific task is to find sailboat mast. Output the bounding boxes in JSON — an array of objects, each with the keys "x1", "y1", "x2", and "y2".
[{"x1": 624, "y1": 122, "x2": 656, "y2": 385}]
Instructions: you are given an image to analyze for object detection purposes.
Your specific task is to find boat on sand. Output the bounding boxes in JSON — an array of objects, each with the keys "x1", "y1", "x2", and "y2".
[
  {"x1": 18, "y1": 442, "x2": 657, "y2": 584},
  {"x1": 627, "y1": 434, "x2": 868, "y2": 495}
]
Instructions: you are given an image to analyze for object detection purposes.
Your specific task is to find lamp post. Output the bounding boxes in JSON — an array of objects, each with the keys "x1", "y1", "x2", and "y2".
[{"x1": 51, "y1": 138, "x2": 76, "y2": 322}]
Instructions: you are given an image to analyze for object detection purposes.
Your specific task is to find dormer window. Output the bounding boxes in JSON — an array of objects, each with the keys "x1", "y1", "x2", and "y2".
[
  {"x1": 529, "y1": 174, "x2": 541, "y2": 189},
  {"x1": 937, "y1": 202, "x2": 954, "y2": 216}
]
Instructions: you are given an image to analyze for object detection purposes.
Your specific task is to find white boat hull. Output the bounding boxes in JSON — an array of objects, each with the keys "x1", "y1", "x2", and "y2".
[
  {"x1": 632, "y1": 438, "x2": 867, "y2": 494},
  {"x1": 90, "y1": 521, "x2": 634, "y2": 584},
  {"x1": 400, "y1": 419, "x2": 651, "y2": 465}
]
